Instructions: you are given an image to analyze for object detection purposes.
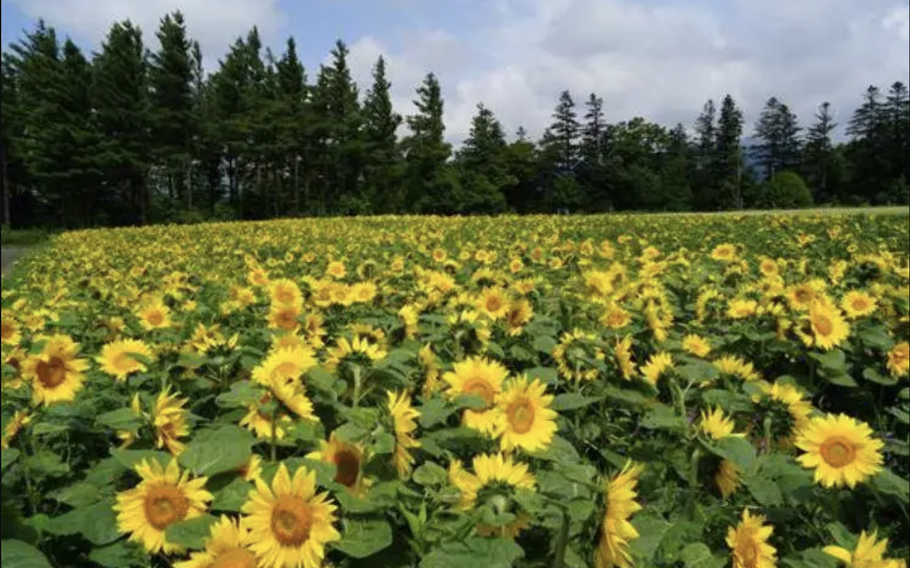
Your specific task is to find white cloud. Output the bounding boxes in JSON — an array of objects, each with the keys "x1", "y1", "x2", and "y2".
[
  {"x1": 7, "y1": 0, "x2": 283, "y2": 68},
  {"x1": 348, "y1": 0, "x2": 910, "y2": 144}
]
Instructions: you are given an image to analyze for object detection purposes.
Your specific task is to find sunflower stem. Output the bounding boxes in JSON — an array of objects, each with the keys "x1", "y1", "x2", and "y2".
[
  {"x1": 687, "y1": 447, "x2": 702, "y2": 519},
  {"x1": 762, "y1": 416, "x2": 773, "y2": 455},
  {"x1": 270, "y1": 404, "x2": 279, "y2": 462},
  {"x1": 352, "y1": 365, "x2": 363, "y2": 408},
  {"x1": 553, "y1": 508, "x2": 570, "y2": 568}
]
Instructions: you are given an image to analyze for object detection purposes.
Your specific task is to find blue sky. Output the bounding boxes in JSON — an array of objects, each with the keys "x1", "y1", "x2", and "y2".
[{"x1": 2, "y1": 0, "x2": 908, "y2": 143}]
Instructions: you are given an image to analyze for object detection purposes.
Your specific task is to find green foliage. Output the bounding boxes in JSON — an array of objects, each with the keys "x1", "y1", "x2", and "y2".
[{"x1": 759, "y1": 171, "x2": 814, "y2": 209}]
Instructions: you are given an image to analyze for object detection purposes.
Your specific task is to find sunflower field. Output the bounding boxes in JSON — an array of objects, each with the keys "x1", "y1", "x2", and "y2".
[{"x1": 1, "y1": 212, "x2": 909, "y2": 568}]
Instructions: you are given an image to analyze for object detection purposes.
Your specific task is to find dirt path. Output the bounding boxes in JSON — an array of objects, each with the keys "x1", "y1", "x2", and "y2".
[{"x1": 1, "y1": 247, "x2": 28, "y2": 277}]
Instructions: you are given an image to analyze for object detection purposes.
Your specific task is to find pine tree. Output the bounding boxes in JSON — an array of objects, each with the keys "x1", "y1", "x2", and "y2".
[
  {"x1": 661, "y1": 123, "x2": 693, "y2": 211},
  {"x1": 91, "y1": 20, "x2": 150, "y2": 224},
  {"x1": 693, "y1": 99, "x2": 718, "y2": 209},
  {"x1": 324, "y1": 41, "x2": 364, "y2": 213},
  {"x1": 716, "y1": 94, "x2": 744, "y2": 208},
  {"x1": 803, "y1": 102, "x2": 838, "y2": 202},
  {"x1": 753, "y1": 97, "x2": 801, "y2": 179},
  {"x1": 1, "y1": 53, "x2": 22, "y2": 226},
  {"x1": 846, "y1": 86, "x2": 890, "y2": 202},
  {"x1": 885, "y1": 82, "x2": 909, "y2": 188},
  {"x1": 580, "y1": 93, "x2": 612, "y2": 209},
  {"x1": 455, "y1": 104, "x2": 510, "y2": 213},
  {"x1": 403, "y1": 73, "x2": 454, "y2": 213},
  {"x1": 541, "y1": 90, "x2": 580, "y2": 174},
  {"x1": 362, "y1": 56, "x2": 403, "y2": 213},
  {"x1": 274, "y1": 37, "x2": 308, "y2": 215}
]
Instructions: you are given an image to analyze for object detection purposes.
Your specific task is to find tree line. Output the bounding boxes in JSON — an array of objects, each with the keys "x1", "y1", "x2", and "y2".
[{"x1": 1, "y1": 12, "x2": 908, "y2": 229}]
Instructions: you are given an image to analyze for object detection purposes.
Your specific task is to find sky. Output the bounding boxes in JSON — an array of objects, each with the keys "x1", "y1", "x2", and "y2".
[{"x1": 2, "y1": 0, "x2": 909, "y2": 145}]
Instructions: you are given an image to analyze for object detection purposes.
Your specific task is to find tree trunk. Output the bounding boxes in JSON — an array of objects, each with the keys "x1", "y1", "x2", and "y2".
[
  {"x1": 186, "y1": 161, "x2": 193, "y2": 211},
  {"x1": 294, "y1": 158, "x2": 300, "y2": 216}
]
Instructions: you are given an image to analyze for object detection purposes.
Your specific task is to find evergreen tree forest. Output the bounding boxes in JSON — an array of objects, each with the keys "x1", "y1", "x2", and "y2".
[{"x1": 1, "y1": 13, "x2": 908, "y2": 229}]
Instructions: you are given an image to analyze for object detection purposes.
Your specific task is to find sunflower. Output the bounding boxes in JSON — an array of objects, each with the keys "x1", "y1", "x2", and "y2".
[
  {"x1": 477, "y1": 287, "x2": 511, "y2": 320},
  {"x1": 795, "y1": 414, "x2": 884, "y2": 488},
  {"x1": 269, "y1": 279, "x2": 303, "y2": 307},
  {"x1": 419, "y1": 344, "x2": 441, "y2": 397},
  {"x1": 601, "y1": 305, "x2": 632, "y2": 330},
  {"x1": 553, "y1": 329, "x2": 600, "y2": 382},
  {"x1": 594, "y1": 461, "x2": 644, "y2": 568},
  {"x1": 714, "y1": 355, "x2": 761, "y2": 382},
  {"x1": 269, "y1": 377, "x2": 318, "y2": 421},
  {"x1": 350, "y1": 282, "x2": 378, "y2": 304},
  {"x1": 303, "y1": 313, "x2": 328, "y2": 349},
  {"x1": 1, "y1": 410, "x2": 31, "y2": 449},
  {"x1": 505, "y1": 298, "x2": 534, "y2": 336},
  {"x1": 495, "y1": 377, "x2": 558, "y2": 453},
  {"x1": 840, "y1": 291, "x2": 878, "y2": 320},
  {"x1": 600, "y1": 342, "x2": 629, "y2": 386},
  {"x1": 726, "y1": 509, "x2": 777, "y2": 568},
  {"x1": 682, "y1": 335, "x2": 712, "y2": 358},
  {"x1": 268, "y1": 303, "x2": 302, "y2": 332},
  {"x1": 97, "y1": 339, "x2": 155, "y2": 381},
  {"x1": 700, "y1": 407, "x2": 745, "y2": 440},
  {"x1": 173, "y1": 515, "x2": 256, "y2": 568},
  {"x1": 114, "y1": 459, "x2": 212, "y2": 555},
  {"x1": 242, "y1": 463, "x2": 341, "y2": 568},
  {"x1": 711, "y1": 243, "x2": 738, "y2": 262},
  {"x1": 240, "y1": 393, "x2": 293, "y2": 441},
  {"x1": 444, "y1": 357, "x2": 509, "y2": 434},
  {"x1": 786, "y1": 281, "x2": 827, "y2": 312},
  {"x1": 252, "y1": 346, "x2": 317, "y2": 386},
  {"x1": 0, "y1": 316, "x2": 21, "y2": 346},
  {"x1": 756, "y1": 381, "x2": 813, "y2": 432},
  {"x1": 641, "y1": 352, "x2": 673, "y2": 386},
  {"x1": 728, "y1": 299, "x2": 759, "y2": 320},
  {"x1": 239, "y1": 455, "x2": 264, "y2": 483},
  {"x1": 271, "y1": 332, "x2": 308, "y2": 352},
  {"x1": 22, "y1": 334, "x2": 89, "y2": 406},
  {"x1": 307, "y1": 432, "x2": 369, "y2": 495},
  {"x1": 887, "y1": 342, "x2": 909, "y2": 378},
  {"x1": 824, "y1": 531, "x2": 907, "y2": 568},
  {"x1": 759, "y1": 258, "x2": 780, "y2": 278},
  {"x1": 388, "y1": 391, "x2": 421, "y2": 478},
  {"x1": 453, "y1": 453, "x2": 537, "y2": 538},
  {"x1": 137, "y1": 300, "x2": 172, "y2": 330},
  {"x1": 802, "y1": 302, "x2": 850, "y2": 351},
  {"x1": 716, "y1": 459, "x2": 742, "y2": 499},
  {"x1": 154, "y1": 387, "x2": 190, "y2": 456},
  {"x1": 325, "y1": 336, "x2": 388, "y2": 372},
  {"x1": 399, "y1": 304, "x2": 420, "y2": 339},
  {"x1": 326, "y1": 260, "x2": 347, "y2": 279}
]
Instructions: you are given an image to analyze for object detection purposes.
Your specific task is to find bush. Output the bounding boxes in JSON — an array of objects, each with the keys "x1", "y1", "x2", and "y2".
[
  {"x1": 759, "y1": 171, "x2": 813, "y2": 210},
  {"x1": 0, "y1": 225, "x2": 51, "y2": 246}
]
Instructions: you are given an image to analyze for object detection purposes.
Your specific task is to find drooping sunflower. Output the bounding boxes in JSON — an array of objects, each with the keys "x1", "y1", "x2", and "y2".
[
  {"x1": 173, "y1": 515, "x2": 256, "y2": 568},
  {"x1": 22, "y1": 334, "x2": 89, "y2": 406},
  {"x1": 553, "y1": 329, "x2": 600, "y2": 382},
  {"x1": 1, "y1": 410, "x2": 31, "y2": 449},
  {"x1": 640, "y1": 352, "x2": 673, "y2": 386},
  {"x1": 682, "y1": 334, "x2": 712, "y2": 358},
  {"x1": 726, "y1": 509, "x2": 777, "y2": 568},
  {"x1": 801, "y1": 302, "x2": 850, "y2": 351},
  {"x1": 242, "y1": 463, "x2": 341, "y2": 568},
  {"x1": 240, "y1": 393, "x2": 294, "y2": 441},
  {"x1": 325, "y1": 336, "x2": 388, "y2": 372},
  {"x1": 444, "y1": 357, "x2": 509, "y2": 434},
  {"x1": 594, "y1": 461, "x2": 644, "y2": 568},
  {"x1": 239, "y1": 454, "x2": 264, "y2": 483},
  {"x1": 495, "y1": 377, "x2": 558, "y2": 453},
  {"x1": 700, "y1": 407, "x2": 745, "y2": 441},
  {"x1": 887, "y1": 342, "x2": 909, "y2": 378},
  {"x1": 399, "y1": 304, "x2": 420, "y2": 339},
  {"x1": 252, "y1": 346, "x2": 317, "y2": 386},
  {"x1": 419, "y1": 344, "x2": 441, "y2": 397},
  {"x1": 795, "y1": 414, "x2": 884, "y2": 488},
  {"x1": 0, "y1": 316, "x2": 21, "y2": 346},
  {"x1": 505, "y1": 298, "x2": 534, "y2": 336},
  {"x1": 824, "y1": 530, "x2": 907, "y2": 568},
  {"x1": 269, "y1": 377, "x2": 318, "y2": 422},
  {"x1": 454, "y1": 453, "x2": 537, "y2": 538},
  {"x1": 154, "y1": 387, "x2": 190, "y2": 456},
  {"x1": 728, "y1": 299, "x2": 759, "y2": 320},
  {"x1": 97, "y1": 339, "x2": 155, "y2": 381},
  {"x1": 840, "y1": 291, "x2": 878, "y2": 320},
  {"x1": 307, "y1": 432, "x2": 369, "y2": 495},
  {"x1": 303, "y1": 313, "x2": 328, "y2": 349},
  {"x1": 137, "y1": 300, "x2": 172, "y2": 331},
  {"x1": 714, "y1": 355, "x2": 761, "y2": 382},
  {"x1": 114, "y1": 459, "x2": 212, "y2": 555},
  {"x1": 715, "y1": 459, "x2": 742, "y2": 499},
  {"x1": 755, "y1": 381, "x2": 813, "y2": 432},
  {"x1": 388, "y1": 391, "x2": 421, "y2": 478},
  {"x1": 615, "y1": 337, "x2": 637, "y2": 381}
]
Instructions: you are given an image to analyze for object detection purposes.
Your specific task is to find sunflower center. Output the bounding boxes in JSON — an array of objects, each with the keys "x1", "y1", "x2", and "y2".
[
  {"x1": 276, "y1": 310, "x2": 297, "y2": 330},
  {"x1": 113, "y1": 352, "x2": 134, "y2": 372},
  {"x1": 270, "y1": 497, "x2": 312, "y2": 546},
  {"x1": 508, "y1": 307, "x2": 525, "y2": 327},
  {"x1": 275, "y1": 362, "x2": 299, "y2": 378},
  {"x1": 462, "y1": 378, "x2": 495, "y2": 409},
  {"x1": 795, "y1": 289, "x2": 813, "y2": 304},
  {"x1": 507, "y1": 397, "x2": 536, "y2": 434},
  {"x1": 333, "y1": 450, "x2": 361, "y2": 487},
  {"x1": 485, "y1": 295, "x2": 504, "y2": 313},
  {"x1": 146, "y1": 310, "x2": 165, "y2": 326},
  {"x1": 36, "y1": 357, "x2": 68, "y2": 388},
  {"x1": 852, "y1": 298, "x2": 870, "y2": 312},
  {"x1": 739, "y1": 540, "x2": 762, "y2": 567},
  {"x1": 812, "y1": 314, "x2": 834, "y2": 336},
  {"x1": 0, "y1": 321, "x2": 14, "y2": 341},
  {"x1": 275, "y1": 288, "x2": 296, "y2": 305},
  {"x1": 211, "y1": 547, "x2": 258, "y2": 568},
  {"x1": 820, "y1": 436, "x2": 857, "y2": 468},
  {"x1": 143, "y1": 485, "x2": 189, "y2": 530}
]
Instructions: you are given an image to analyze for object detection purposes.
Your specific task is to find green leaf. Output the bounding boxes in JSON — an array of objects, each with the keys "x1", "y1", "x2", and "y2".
[
  {"x1": 370, "y1": 431, "x2": 396, "y2": 456},
  {"x1": 680, "y1": 543, "x2": 726, "y2": 568},
  {"x1": 551, "y1": 393, "x2": 600, "y2": 411},
  {"x1": 857, "y1": 325, "x2": 893, "y2": 350},
  {"x1": 413, "y1": 462, "x2": 449, "y2": 486},
  {"x1": 216, "y1": 381, "x2": 260, "y2": 408},
  {"x1": 30, "y1": 423, "x2": 68, "y2": 437},
  {"x1": 96, "y1": 408, "x2": 142, "y2": 433},
  {"x1": 863, "y1": 367, "x2": 898, "y2": 386},
  {"x1": 533, "y1": 335, "x2": 558, "y2": 355},
  {"x1": 44, "y1": 499, "x2": 120, "y2": 545},
  {"x1": 809, "y1": 351, "x2": 857, "y2": 387},
  {"x1": 111, "y1": 449, "x2": 172, "y2": 470},
  {"x1": 419, "y1": 398, "x2": 454, "y2": 429},
  {"x1": 526, "y1": 367, "x2": 559, "y2": 385},
  {"x1": 164, "y1": 514, "x2": 217, "y2": 550},
  {"x1": 532, "y1": 436, "x2": 580, "y2": 463},
  {"x1": 629, "y1": 514, "x2": 672, "y2": 562},
  {"x1": 0, "y1": 540, "x2": 53, "y2": 568},
  {"x1": 454, "y1": 394, "x2": 487, "y2": 411},
  {"x1": 53, "y1": 482, "x2": 101, "y2": 508},
  {"x1": 420, "y1": 538, "x2": 524, "y2": 568},
  {"x1": 334, "y1": 517, "x2": 394, "y2": 559},
  {"x1": 677, "y1": 362, "x2": 720, "y2": 385},
  {"x1": 23, "y1": 451, "x2": 69, "y2": 477},
  {"x1": 641, "y1": 405, "x2": 686, "y2": 432},
  {"x1": 712, "y1": 437, "x2": 757, "y2": 473},
  {"x1": 1, "y1": 449, "x2": 20, "y2": 472},
  {"x1": 211, "y1": 477, "x2": 253, "y2": 512},
  {"x1": 307, "y1": 367, "x2": 337, "y2": 393},
  {"x1": 88, "y1": 542, "x2": 144, "y2": 568},
  {"x1": 871, "y1": 468, "x2": 910, "y2": 503},
  {"x1": 179, "y1": 425, "x2": 254, "y2": 476},
  {"x1": 177, "y1": 351, "x2": 207, "y2": 369}
]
